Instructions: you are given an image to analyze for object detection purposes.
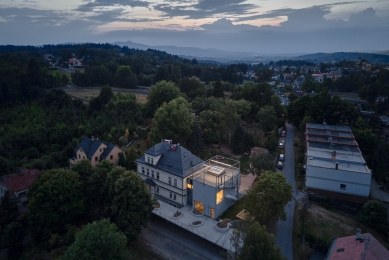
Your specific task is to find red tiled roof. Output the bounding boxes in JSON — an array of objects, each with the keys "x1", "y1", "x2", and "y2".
[
  {"x1": 1, "y1": 168, "x2": 40, "y2": 192},
  {"x1": 328, "y1": 233, "x2": 389, "y2": 260}
]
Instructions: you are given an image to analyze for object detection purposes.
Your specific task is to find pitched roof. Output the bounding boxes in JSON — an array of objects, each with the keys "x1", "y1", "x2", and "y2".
[
  {"x1": 1, "y1": 168, "x2": 40, "y2": 192},
  {"x1": 73, "y1": 136, "x2": 104, "y2": 159},
  {"x1": 136, "y1": 142, "x2": 204, "y2": 178},
  {"x1": 100, "y1": 141, "x2": 116, "y2": 160},
  {"x1": 327, "y1": 233, "x2": 389, "y2": 260}
]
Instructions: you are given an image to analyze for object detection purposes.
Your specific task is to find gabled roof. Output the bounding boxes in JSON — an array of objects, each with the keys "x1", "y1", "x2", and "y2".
[
  {"x1": 73, "y1": 137, "x2": 104, "y2": 159},
  {"x1": 100, "y1": 142, "x2": 116, "y2": 160},
  {"x1": 1, "y1": 168, "x2": 40, "y2": 192},
  {"x1": 136, "y1": 142, "x2": 204, "y2": 178},
  {"x1": 327, "y1": 233, "x2": 389, "y2": 260}
]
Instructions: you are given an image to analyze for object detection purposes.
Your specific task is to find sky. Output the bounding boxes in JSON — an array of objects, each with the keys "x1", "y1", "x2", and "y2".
[{"x1": 0, "y1": 0, "x2": 388, "y2": 54}]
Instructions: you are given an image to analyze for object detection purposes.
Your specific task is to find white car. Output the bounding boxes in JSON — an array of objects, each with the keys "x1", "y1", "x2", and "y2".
[
  {"x1": 279, "y1": 154, "x2": 284, "y2": 161},
  {"x1": 278, "y1": 141, "x2": 285, "y2": 149}
]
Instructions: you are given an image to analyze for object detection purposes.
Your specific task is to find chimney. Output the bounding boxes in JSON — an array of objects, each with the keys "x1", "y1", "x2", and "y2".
[
  {"x1": 336, "y1": 162, "x2": 339, "y2": 170},
  {"x1": 332, "y1": 150, "x2": 336, "y2": 160},
  {"x1": 356, "y1": 228, "x2": 361, "y2": 240}
]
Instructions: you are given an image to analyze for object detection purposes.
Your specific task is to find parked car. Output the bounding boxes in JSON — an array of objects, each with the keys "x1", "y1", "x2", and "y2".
[
  {"x1": 278, "y1": 141, "x2": 285, "y2": 149},
  {"x1": 279, "y1": 154, "x2": 284, "y2": 161},
  {"x1": 277, "y1": 161, "x2": 283, "y2": 170},
  {"x1": 281, "y1": 131, "x2": 286, "y2": 137}
]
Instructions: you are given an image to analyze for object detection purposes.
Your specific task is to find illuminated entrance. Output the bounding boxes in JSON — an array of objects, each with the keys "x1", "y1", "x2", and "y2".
[{"x1": 194, "y1": 200, "x2": 204, "y2": 214}]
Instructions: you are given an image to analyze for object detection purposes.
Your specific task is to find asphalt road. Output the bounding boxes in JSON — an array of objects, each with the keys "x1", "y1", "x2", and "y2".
[{"x1": 275, "y1": 123, "x2": 296, "y2": 260}]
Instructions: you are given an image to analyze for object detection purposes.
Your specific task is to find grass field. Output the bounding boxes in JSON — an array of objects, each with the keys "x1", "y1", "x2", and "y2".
[
  {"x1": 64, "y1": 88, "x2": 148, "y2": 104},
  {"x1": 49, "y1": 69, "x2": 72, "y2": 82}
]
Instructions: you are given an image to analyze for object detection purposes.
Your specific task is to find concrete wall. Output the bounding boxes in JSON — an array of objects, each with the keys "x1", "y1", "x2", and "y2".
[
  {"x1": 193, "y1": 180, "x2": 238, "y2": 219},
  {"x1": 306, "y1": 166, "x2": 371, "y2": 197}
]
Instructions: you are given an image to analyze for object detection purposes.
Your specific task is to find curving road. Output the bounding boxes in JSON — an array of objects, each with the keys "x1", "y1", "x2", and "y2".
[{"x1": 275, "y1": 123, "x2": 297, "y2": 260}]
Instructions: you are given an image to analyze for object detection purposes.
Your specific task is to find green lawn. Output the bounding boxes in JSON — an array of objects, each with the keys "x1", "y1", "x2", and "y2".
[
  {"x1": 218, "y1": 196, "x2": 248, "y2": 220},
  {"x1": 49, "y1": 69, "x2": 72, "y2": 82}
]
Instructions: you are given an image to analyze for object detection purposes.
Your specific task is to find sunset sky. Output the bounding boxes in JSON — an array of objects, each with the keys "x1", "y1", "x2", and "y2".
[{"x1": 1, "y1": 0, "x2": 388, "y2": 53}]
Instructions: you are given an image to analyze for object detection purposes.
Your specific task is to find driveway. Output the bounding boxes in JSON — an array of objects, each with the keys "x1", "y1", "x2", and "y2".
[
  {"x1": 275, "y1": 123, "x2": 297, "y2": 260},
  {"x1": 370, "y1": 176, "x2": 389, "y2": 203}
]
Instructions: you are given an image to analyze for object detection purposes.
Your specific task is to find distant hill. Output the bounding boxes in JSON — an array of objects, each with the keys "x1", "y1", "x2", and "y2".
[
  {"x1": 112, "y1": 40, "x2": 278, "y2": 63},
  {"x1": 375, "y1": 50, "x2": 389, "y2": 55},
  {"x1": 292, "y1": 52, "x2": 389, "y2": 64}
]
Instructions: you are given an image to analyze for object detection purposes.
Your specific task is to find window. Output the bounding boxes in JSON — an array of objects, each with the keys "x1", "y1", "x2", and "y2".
[
  {"x1": 95, "y1": 156, "x2": 98, "y2": 162},
  {"x1": 194, "y1": 200, "x2": 204, "y2": 215},
  {"x1": 100, "y1": 148, "x2": 102, "y2": 152},
  {"x1": 216, "y1": 190, "x2": 223, "y2": 204},
  {"x1": 174, "y1": 179, "x2": 177, "y2": 187},
  {"x1": 78, "y1": 154, "x2": 81, "y2": 159},
  {"x1": 110, "y1": 155, "x2": 113, "y2": 160},
  {"x1": 169, "y1": 192, "x2": 172, "y2": 198},
  {"x1": 142, "y1": 167, "x2": 145, "y2": 174},
  {"x1": 83, "y1": 156, "x2": 85, "y2": 159},
  {"x1": 151, "y1": 158, "x2": 153, "y2": 164},
  {"x1": 148, "y1": 157, "x2": 150, "y2": 163},
  {"x1": 151, "y1": 171, "x2": 155, "y2": 178},
  {"x1": 156, "y1": 187, "x2": 159, "y2": 193},
  {"x1": 173, "y1": 194, "x2": 176, "y2": 200},
  {"x1": 147, "y1": 169, "x2": 149, "y2": 176},
  {"x1": 169, "y1": 177, "x2": 172, "y2": 185},
  {"x1": 187, "y1": 183, "x2": 193, "y2": 189},
  {"x1": 340, "y1": 184, "x2": 346, "y2": 190},
  {"x1": 157, "y1": 172, "x2": 159, "y2": 180},
  {"x1": 210, "y1": 207, "x2": 215, "y2": 218}
]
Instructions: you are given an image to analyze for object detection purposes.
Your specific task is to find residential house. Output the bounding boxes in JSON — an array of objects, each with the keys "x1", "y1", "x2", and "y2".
[
  {"x1": 293, "y1": 76, "x2": 305, "y2": 89},
  {"x1": 136, "y1": 140, "x2": 241, "y2": 219},
  {"x1": 312, "y1": 73, "x2": 325, "y2": 83},
  {"x1": 305, "y1": 122, "x2": 371, "y2": 204},
  {"x1": 0, "y1": 168, "x2": 41, "y2": 213},
  {"x1": 325, "y1": 230, "x2": 389, "y2": 259},
  {"x1": 69, "y1": 136, "x2": 125, "y2": 168},
  {"x1": 282, "y1": 73, "x2": 294, "y2": 81}
]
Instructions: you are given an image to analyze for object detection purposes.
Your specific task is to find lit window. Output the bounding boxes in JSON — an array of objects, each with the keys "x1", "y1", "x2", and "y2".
[
  {"x1": 152, "y1": 171, "x2": 155, "y2": 178},
  {"x1": 340, "y1": 184, "x2": 346, "y2": 190},
  {"x1": 169, "y1": 177, "x2": 172, "y2": 185},
  {"x1": 216, "y1": 190, "x2": 223, "y2": 204},
  {"x1": 157, "y1": 172, "x2": 159, "y2": 179},
  {"x1": 194, "y1": 200, "x2": 204, "y2": 214},
  {"x1": 187, "y1": 183, "x2": 193, "y2": 189},
  {"x1": 174, "y1": 179, "x2": 177, "y2": 187},
  {"x1": 147, "y1": 169, "x2": 149, "y2": 176},
  {"x1": 142, "y1": 167, "x2": 145, "y2": 174}
]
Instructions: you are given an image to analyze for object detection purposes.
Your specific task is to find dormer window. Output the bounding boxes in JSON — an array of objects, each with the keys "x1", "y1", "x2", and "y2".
[
  {"x1": 151, "y1": 158, "x2": 153, "y2": 164},
  {"x1": 147, "y1": 157, "x2": 150, "y2": 163}
]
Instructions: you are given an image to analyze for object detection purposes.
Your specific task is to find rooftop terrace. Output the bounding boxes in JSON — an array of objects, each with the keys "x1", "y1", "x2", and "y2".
[
  {"x1": 307, "y1": 129, "x2": 354, "y2": 138},
  {"x1": 307, "y1": 123, "x2": 351, "y2": 132},
  {"x1": 307, "y1": 135, "x2": 357, "y2": 146},
  {"x1": 307, "y1": 142, "x2": 360, "y2": 153},
  {"x1": 192, "y1": 156, "x2": 240, "y2": 189}
]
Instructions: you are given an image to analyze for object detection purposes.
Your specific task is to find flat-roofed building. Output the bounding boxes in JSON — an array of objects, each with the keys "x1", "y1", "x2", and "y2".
[{"x1": 305, "y1": 122, "x2": 371, "y2": 204}]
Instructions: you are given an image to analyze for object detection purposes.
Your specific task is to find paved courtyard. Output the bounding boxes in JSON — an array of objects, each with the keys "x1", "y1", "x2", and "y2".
[{"x1": 153, "y1": 200, "x2": 236, "y2": 252}]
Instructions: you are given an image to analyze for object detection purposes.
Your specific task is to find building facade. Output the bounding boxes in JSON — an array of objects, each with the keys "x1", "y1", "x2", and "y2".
[
  {"x1": 136, "y1": 141, "x2": 241, "y2": 219},
  {"x1": 305, "y1": 122, "x2": 371, "y2": 204}
]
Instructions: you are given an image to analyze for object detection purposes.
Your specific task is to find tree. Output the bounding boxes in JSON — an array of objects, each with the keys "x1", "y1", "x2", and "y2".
[
  {"x1": 231, "y1": 221, "x2": 284, "y2": 260},
  {"x1": 213, "y1": 80, "x2": 224, "y2": 98},
  {"x1": 114, "y1": 66, "x2": 137, "y2": 89},
  {"x1": 0, "y1": 222, "x2": 25, "y2": 260},
  {"x1": 62, "y1": 219, "x2": 130, "y2": 260},
  {"x1": 71, "y1": 159, "x2": 94, "y2": 186},
  {"x1": 0, "y1": 190, "x2": 19, "y2": 228},
  {"x1": 147, "y1": 80, "x2": 181, "y2": 115},
  {"x1": 372, "y1": 143, "x2": 389, "y2": 184},
  {"x1": 28, "y1": 169, "x2": 85, "y2": 242},
  {"x1": 358, "y1": 201, "x2": 388, "y2": 231},
  {"x1": 299, "y1": 115, "x2": 314, "y2": 131},
  {"x1": 123, "y1": 147, "x2": 138, "y2": 171},
  {"x1": 257, "y1": 105, "x2": 277, "y2": 134},
  {"x1": 108, "y1": 168, "x2": 154, "y2": 243},
  {"x1": 149, "y1": 97, "x2": 194, "y2": 145},
  {"x1": 244, "y1": 171, "x2": 292, "y2": 224},
  {"x1": 98, "y1": 85, "x2": 114, "y2": 105},
  {"x1": 189, "y1": 118, "x2": 205, "y2": 156},
  {"x1": 232, "y1": 123, "x2": 245, "y2": 154},
  {"x1": 251, "y1": 152, "x2": 274, "y2": 174},
  {"x1": 216, "y1": 99, "x2": 240, "y2": 146}
]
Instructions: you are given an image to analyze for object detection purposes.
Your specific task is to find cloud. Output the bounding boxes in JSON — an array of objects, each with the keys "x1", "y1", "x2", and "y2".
[
  {"x1": 77, "y1": 0, "x2": 149, "y2": 12},
  {"x1": 154, "y1": 0, "x2": 258, "y2": 19}
]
